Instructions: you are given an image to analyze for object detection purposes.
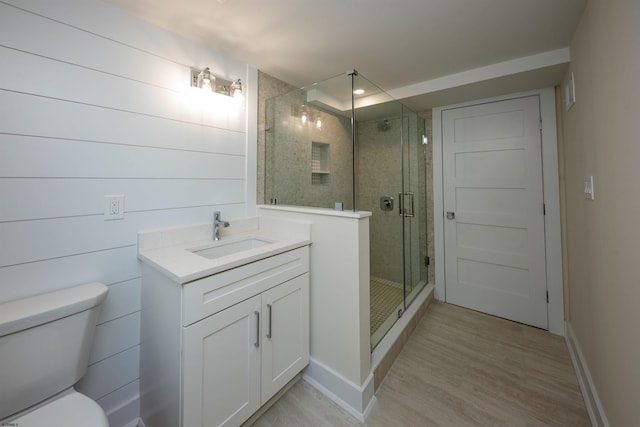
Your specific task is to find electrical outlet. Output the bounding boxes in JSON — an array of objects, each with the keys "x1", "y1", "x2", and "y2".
[{"x1": 104, "y1": 195, "x2": 125, "y2": 220}]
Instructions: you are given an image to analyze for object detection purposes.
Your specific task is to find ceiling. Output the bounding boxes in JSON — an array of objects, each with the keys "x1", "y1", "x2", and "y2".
[{"x1": 103, "y1": 0, "x2": 586, "y2": 111}]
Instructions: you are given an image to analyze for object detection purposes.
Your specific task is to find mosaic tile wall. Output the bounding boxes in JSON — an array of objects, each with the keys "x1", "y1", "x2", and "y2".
[
  {"x1": 261, "y1": 80, "x2": 354, "y2": 208},
  {"x1": 357, "y1": 114, "x2": 429, "y2": 289}
]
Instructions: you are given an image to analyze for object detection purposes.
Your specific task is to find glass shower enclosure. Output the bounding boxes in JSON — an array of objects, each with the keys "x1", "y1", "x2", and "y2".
[{"x1": 264, "y1": 71, "x2": 428, "y2": 350}]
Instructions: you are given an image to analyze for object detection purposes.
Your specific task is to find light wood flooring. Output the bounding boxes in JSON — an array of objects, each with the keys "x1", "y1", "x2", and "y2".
[{"x1": 253, "y1": 301, "x2": 590, "y2": 427}]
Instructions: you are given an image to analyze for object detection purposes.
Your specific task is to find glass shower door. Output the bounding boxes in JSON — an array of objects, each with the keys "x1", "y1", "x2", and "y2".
[
  {"x1": 350, "y1": 75, "x2": 406, "y2": 349},
  {"x1": 400, "y1": 106, "x2": 427, "y2": 309},
  {"x1": 356, "y1": 83, "x2": 427, "y2": 349}
]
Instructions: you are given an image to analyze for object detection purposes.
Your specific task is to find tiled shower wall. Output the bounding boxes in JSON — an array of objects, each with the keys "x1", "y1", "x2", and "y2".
[
  {"x1": 257, "y1": 71, "x2": 295, "y2": 205},
  {"x1": 357, "y1": 117, "x2": 405, "y2": 284},
  {"x1": 357, "y1": 114, "x2": 430, "y2": 288},
  {"x1": 0, "y1": 1, "x2": 249, "y2": 425},
  {"x1": 263, "y1": 86, "x2": 353, "y2": 208}
]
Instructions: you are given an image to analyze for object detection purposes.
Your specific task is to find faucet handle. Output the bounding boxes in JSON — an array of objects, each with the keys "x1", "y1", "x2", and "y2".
[{"x1": 213, "y1": 211, "x2": 230, "y2": 227}]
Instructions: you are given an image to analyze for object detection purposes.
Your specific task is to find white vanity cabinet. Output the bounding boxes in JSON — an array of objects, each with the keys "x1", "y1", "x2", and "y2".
[
  {"x1": 182, "y1": 274, "x2": 309, "y2": 427},
  {"x1": 139, "y1": 246, "x2": 310, "y2": 427}
]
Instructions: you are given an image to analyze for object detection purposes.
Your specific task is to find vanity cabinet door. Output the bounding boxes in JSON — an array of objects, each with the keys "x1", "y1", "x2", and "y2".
[
  {"x1": 261, "y1": 273, "x2": 310, "y2": 402},
  {"x1": 183, "y1": 295, "x2": 261, "y2": 427}
]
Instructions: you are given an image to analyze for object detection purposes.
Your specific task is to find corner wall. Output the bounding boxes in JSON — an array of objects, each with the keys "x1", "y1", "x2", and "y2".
[
  {"x1": 0, "y1": 1, "x2": 253, "y2": 425},
  {"x1": 560, "y1": 0, "x2": 640, "y2": 424}
]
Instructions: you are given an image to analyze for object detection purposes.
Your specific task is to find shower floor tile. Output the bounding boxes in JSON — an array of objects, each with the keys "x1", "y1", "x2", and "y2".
[{"x1": 370, "y1": 277, "x2": 403, "y2": 336}]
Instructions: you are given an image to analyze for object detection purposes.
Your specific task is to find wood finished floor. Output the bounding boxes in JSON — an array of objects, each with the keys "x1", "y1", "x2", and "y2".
[{"x1": 252, "y1": 301, "x2": 590, "y2": 427}]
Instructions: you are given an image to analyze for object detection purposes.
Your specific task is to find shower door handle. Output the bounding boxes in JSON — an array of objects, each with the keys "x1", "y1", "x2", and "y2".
[{"x1": 398, "y1": 192, "x2": 415, "y2": 217}]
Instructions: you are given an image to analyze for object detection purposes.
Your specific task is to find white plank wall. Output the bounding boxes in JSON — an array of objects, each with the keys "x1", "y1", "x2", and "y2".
[{"x1": 0, "y1": 0, "x2": 251, "y2": 425}]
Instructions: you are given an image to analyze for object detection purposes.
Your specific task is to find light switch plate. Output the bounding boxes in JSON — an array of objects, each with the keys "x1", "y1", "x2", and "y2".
[
  {"x1": 584, "y1": 176, "x2": 594, "y2": 200},
  {"x1": 565, "y1": 72, "x2": 576, "y2": 111}
]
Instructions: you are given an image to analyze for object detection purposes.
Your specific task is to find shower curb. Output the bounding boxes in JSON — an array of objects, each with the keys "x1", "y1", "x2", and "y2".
[{"x1": 372, "y1": 284, "x2": 434, "y2": 391}]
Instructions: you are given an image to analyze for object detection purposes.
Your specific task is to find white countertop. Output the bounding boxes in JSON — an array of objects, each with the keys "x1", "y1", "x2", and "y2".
[
  {"x1": 137, "y1": 217, "x2": 311, "y2": 284},
  {"x1": 259, "y1": 204, "x2": 372, "y2": 218}
]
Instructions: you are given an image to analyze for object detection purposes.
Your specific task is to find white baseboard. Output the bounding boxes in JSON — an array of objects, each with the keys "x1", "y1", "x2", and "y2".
[
  {"x1": 565, "y1": 322, "x2": 609, "y2": 427},
  {"x1": 303, "y1": 358, "x2": 376, "y2": 422}
]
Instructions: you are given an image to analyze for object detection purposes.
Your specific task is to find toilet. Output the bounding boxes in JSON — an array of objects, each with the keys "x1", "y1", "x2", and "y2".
[{"x1": 0, "y1": 282, "x2": 110, "y2": 426}]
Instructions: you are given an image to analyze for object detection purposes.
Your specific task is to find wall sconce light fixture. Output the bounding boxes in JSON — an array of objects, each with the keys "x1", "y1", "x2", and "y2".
[{"x1": 191, "y1": 68, "x2": 243, "y2": 98}]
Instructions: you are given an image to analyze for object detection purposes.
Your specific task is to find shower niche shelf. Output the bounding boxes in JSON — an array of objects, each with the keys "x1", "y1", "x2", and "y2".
[{"x1": 311, "y1": 142, "x2": 330, "y2": 185}]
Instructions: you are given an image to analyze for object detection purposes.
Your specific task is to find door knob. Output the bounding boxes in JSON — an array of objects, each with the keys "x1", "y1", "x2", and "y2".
[{"x1": 446, "y1": 211, "x2": 455, "y2": 220}]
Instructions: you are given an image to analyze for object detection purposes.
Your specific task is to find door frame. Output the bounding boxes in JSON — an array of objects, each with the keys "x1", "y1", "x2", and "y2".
[{"x1": 433, "y1": 88, "x2": 564, "y2": 335}]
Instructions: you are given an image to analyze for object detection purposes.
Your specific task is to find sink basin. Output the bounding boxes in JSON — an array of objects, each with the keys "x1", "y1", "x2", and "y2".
[{"x1": 190, "y1": 238, "x2": 273, "y2": 259}]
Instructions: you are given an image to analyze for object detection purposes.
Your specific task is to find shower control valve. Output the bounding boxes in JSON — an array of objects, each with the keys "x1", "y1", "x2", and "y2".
[{"x1": 380, "y1": 196, "x2": 394, "y2": 211}]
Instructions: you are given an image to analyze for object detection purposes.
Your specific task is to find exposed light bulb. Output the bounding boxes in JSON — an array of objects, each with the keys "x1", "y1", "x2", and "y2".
[
  {"x1": 316, "y1": 119, "x2": 322, "y2": 129},
  {"x1": 198, "y1": 67, "x2": 215, "y2": 92},
  {"x1": 231, "y1": 79, "x2": 243, "y2": 99},
  {"x1": 301, "y1": 112, "x2": 308, "y2": 124}
]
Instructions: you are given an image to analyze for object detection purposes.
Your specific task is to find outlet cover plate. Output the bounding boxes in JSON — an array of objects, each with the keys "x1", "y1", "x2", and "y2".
[{"x1": 104, "y1": 195, "x2": 125, "y2": 220}]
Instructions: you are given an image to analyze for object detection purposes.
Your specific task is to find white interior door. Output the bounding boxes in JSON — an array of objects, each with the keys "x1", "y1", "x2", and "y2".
[{"x1": 442, "y1": 96, "x2": 548, "y2": 329}]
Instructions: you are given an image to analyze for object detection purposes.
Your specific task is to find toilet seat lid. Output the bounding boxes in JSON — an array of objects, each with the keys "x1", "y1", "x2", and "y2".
[{"x1": 12, "y1": 391, "x2": 109, "y2": 427}]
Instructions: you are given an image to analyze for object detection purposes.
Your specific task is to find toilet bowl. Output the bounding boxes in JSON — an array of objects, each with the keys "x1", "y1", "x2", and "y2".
[
  {"x1": 0, "y1": 282, "x2": 110, "y2": 426},
  {"x1": 11, "y1": 390, "x2": 109, "y2": 427}
]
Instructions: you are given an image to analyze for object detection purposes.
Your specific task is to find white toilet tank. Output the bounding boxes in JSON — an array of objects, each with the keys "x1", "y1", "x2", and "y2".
[{"x1": 0, "y1": 282, "x2": 108, "y2": 421}]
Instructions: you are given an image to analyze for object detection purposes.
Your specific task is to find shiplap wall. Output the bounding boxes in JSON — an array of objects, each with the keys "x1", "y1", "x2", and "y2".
[{"x1": 0, "y1": 0, "x2": 253, "y2": 425}]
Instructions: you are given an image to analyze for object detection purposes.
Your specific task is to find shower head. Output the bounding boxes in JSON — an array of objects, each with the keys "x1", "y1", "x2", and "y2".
[{"x1": 378, "y1": 119, "x2": 391, "y2": 132}]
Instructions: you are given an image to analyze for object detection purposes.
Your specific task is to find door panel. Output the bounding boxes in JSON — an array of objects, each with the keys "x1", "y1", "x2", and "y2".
[
  {"x1": 443, "y1": 96, "x2": 547, "y2": 329},
  {"x1": 183, "y1": 295, "x2": 261, "y2": 427},
  {"x1": 261, "y1": 274, "x2": 309, "y2": 402}
]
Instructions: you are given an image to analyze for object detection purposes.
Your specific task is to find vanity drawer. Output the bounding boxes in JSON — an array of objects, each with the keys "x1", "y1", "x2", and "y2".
[{"x1": 182, "y1": 246, "x2": 309, "y2": 326}]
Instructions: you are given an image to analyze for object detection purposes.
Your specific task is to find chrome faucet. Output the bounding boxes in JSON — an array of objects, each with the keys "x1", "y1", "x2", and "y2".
[{"x1": 213, "y1": 211, "x2": 230, "y2": 241}]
